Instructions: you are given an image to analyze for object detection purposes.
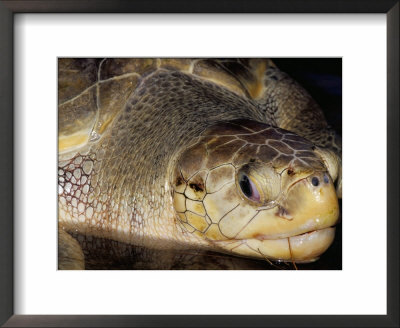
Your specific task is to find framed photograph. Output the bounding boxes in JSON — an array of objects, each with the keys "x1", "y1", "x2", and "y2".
[{"x1": 1, "y1": 1, "x2": 398, "y2": 327}]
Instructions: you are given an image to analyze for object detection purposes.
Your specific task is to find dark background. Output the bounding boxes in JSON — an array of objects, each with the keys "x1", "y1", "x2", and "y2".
[{"x1": 274, "y1": 58, "x2": 342, "y2": 135}]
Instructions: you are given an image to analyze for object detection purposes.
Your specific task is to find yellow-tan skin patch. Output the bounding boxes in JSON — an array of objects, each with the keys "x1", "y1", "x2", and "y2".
[
  {"x1": 170, "y1": 121, "x2": 340, "y2": 263},
  {"x1": 59, "y1": 133, "x2": 90, "y2": 153}
]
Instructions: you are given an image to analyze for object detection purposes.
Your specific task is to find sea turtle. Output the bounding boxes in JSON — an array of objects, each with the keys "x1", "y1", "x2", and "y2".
[{"x1": 58, "y1": 58, "x2": 342, "y2": 270}]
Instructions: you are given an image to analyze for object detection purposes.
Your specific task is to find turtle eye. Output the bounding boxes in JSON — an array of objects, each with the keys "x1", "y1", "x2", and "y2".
[{"x1": 239, "y1": 174, "x2": 261, "y2": 202}]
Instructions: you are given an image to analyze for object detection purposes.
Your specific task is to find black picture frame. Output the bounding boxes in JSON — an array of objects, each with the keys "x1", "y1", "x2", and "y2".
[{"x1": 0, "y1": 1, "x2": 398, "y2": 327}]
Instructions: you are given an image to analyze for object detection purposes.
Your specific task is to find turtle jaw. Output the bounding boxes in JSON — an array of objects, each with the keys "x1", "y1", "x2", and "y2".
[
  {"x1": 245, "y1": 227, "x2": 336, "y2": 263},
  {"x1": 211, "y1": 227, "x2": 337, "y2": 263}
]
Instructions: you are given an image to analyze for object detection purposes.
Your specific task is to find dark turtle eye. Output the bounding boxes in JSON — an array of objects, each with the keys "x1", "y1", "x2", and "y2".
[
  {"x1": 239, "y1": 174, "x2": 261, "y2": 202},
  {"x1": 311, "y1": 177, "x2": 319, "y2": 186}
]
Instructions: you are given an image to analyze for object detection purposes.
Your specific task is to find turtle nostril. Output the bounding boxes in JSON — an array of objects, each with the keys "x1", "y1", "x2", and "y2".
[
  {"x1": 311, "y1": 177, "x2": 320, "y2": 187},
  {"x1": 323, "y1": 174, "x2": 329, "y2": 184}
]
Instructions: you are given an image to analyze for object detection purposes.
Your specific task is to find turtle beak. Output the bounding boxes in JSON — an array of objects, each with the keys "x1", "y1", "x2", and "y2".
[{"x1": 234, "y1": 171, "x2": 339, "y2": 261}]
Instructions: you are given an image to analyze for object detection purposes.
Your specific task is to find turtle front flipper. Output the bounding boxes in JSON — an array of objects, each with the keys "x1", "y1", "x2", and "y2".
[{"x1": 58, "y1": 228, "x2": 85, "y2": 270}]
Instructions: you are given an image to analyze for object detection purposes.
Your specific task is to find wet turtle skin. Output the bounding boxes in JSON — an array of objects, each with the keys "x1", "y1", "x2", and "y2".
[{"x1": 58, "y1": 58, "x2": 342, "y2": 269}]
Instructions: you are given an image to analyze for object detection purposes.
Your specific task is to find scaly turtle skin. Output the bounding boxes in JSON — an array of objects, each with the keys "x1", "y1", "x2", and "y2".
[{"x1": 58, "y1": 58, "x2": 341, "y2": 269}]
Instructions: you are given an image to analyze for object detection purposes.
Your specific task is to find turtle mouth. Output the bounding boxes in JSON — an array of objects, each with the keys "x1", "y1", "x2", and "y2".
[
  {"x1": 248, "y1": 226, "x2": 336, "y2": 262},
  {"x1": 251, "y1": 225, "x2": 336, "y2": 241},
  {"x1": 214, "y1": 226, "x2": 336, "y2": 263}
]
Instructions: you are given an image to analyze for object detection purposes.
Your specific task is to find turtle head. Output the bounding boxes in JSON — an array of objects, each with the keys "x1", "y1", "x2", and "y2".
[{"x1": 171, "y1": 120, "x2": 340, "y2": 263}]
